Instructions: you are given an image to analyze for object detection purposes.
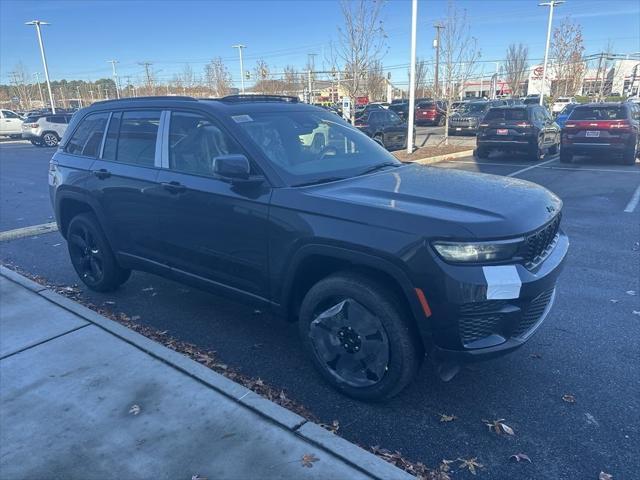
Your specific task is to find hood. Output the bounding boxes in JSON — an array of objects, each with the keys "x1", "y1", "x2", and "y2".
[{"x1": 305, "y1": 164, "x2": 562, "y2": 239}]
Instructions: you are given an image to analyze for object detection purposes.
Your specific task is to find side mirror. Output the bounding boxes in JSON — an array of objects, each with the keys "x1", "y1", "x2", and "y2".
[{"x1": 213, "y1": 154, "x2": 250, "y2": 181}]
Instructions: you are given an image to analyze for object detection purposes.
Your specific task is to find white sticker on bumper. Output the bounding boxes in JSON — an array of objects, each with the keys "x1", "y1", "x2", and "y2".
[{"x1": 483, "y1": 265, "x2": 522, "y2": 300}]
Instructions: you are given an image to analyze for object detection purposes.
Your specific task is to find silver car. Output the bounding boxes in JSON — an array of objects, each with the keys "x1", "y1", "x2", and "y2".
[{"x1": 22, "y1": 113, "x2": 72, "y2": 147}]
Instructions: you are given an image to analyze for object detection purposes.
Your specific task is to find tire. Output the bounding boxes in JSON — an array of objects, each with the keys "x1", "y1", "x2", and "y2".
[
  {"x1": 30, "y1": 139, "x2": 43, "y2": 147},
  {"x1": 548, "y1": 142, "x2": 559, "y2": 156},
  {"x1": 529, "y1": 140, "x2": 544, "y2": 161},
  {"x1": 559, "y1": 149, "x2": 572, "y2": 163},
  {"x1": 298, "y1": 271, "x2": 423, "y2": 401},
  {"x1": 476, "y1": 147, "x2": 490, "y2": 159},
  {"x1": 373, "y1": 135, "x2": 385, "y2": 148},
  {"x1": 622, "y1": 144, "x2": 637, "y2": 165},
  {"x1": 438, "y1": 116, "x2": 445, "y2": 127},
  {"x1": 66, "y1": 213, "x2": 131, "y2": 292},
  {"x1": 42, "y1": 132, "x2": 59, "y2": 147}
]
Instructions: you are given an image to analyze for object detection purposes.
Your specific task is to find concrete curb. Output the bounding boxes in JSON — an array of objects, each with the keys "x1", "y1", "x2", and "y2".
[
  {"x1": 0, "y1": 265, "x2": 414, "y2": 480},
  {"x1": 406, "y1": 149, "x2": 475, "y2": 165}
]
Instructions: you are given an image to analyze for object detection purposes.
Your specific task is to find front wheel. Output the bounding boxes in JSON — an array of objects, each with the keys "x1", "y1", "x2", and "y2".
[
  {"x1": 622, "y1": 144, "x2": 637, "y2": 165},
  {"x1": 42, "y1": 132, "x2": 59, "y2": 147},
  {"x1": 298, "y1": 272, "x2": 423, "y2": 401},
  {"x1": 67, "y1": 213, "x2": 131, "y2": 292}
]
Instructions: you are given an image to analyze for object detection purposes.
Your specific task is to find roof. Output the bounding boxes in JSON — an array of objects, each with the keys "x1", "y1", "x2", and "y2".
[{"x1": 574, "y1": 102, "x2": 626, "y2": 108}]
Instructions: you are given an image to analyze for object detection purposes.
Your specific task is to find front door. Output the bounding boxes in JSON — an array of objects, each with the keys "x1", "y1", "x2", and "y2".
[
  {"x1": 154, "y1": 110, "x2": 271, "y2": 299},
  {"x1": 0, "y1": 110, "x2": 23, "y2": 135}
]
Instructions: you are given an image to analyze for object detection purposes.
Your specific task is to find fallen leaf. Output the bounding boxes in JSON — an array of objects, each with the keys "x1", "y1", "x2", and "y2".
[
  {"x1": 562, "y1": 394, "x2": 576, "y2": 403},
  {"x1": 500, "y1": 422, "x2": 515, "y2": 435},
  {"x1": 130, "y1": 315, "x2": 141, "y2": 321},
  {"x1": 626, "y1": 290, "x2": 636, "y2": 296},
  {"x1": 191, "y1": 475, "x2": 208, "y2": 480},
  {"x1": 510, "y1": 453, "x2": 532, "y2": 463},
  {"x1": 457, "y1": 457, "x2": 483, "y2": 475},
  {"x1": 104, "y1": 301, "x2": 116, "y2": 305},
  {"x1": 585, "y1": 412, "x2": 599, "y2": 426},
  {"x1": 440, "y1": 413, "x2": 457, "y2": 422},
  {"x1": 599, "y1": 472, "x2": 613, "y2": 480},
  {"x1": 483, "y1": 418, "x2": 515, "y2": 435},
  {"x1": 301, "y1": 453, "x2": 319, "y2": 468},
  {"x1": 142, "y1": 287, "x2": 154, "y2": 292},
  {"x1": 128, "y1": 404, "x2": 141, "y2": 415},
  {"x1": 609, "y1": 299, "x2": 619, "y2": 303},
  {"x1": 530, "y1": 353, "x2": 542, "y2": 359}
]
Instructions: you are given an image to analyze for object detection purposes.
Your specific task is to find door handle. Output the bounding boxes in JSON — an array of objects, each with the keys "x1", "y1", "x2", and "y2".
[
  {"x1": 92, "y1": 169, "x2": 111, "y2": 179},
  {"x1": 161, "y1": 181, "x2": 186, "y2": 194}
]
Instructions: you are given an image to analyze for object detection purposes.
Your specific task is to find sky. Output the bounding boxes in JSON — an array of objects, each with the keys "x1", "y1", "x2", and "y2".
[{"x1": 1, "y1": 0, "x2": 639, "y2": 88}]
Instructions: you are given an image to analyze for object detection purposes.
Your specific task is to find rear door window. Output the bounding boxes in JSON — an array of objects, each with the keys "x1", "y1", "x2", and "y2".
[
  {"x1": 107, "y1": 111, "x2": 161, "y2": 167},
  {"x1": 570, "y1": 106, "x2": 626, "y2": 120},
  {"x1": 65, "y1": 112, "x2": 109, "y2": 157}
]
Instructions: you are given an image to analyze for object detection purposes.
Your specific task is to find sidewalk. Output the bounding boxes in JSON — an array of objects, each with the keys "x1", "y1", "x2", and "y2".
[{"x1": 0, "y1": 268, "x2": 412, "y2": 480}]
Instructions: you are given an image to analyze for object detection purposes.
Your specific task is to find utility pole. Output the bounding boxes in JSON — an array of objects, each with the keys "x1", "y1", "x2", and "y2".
[
  {"x1": 25, "y1": 20, "x2": 56, "y2": 113},
  {"x1": 407, "y1": 0, "x2": 418, "y2": 154},
  {"x1": 308, "y1": 53, "x2": 318, "y2": 104},
  {"x1": 58, "y1": 87, "x2": 66, "y2": 108},
  {"x1": 232, "y1": 44, "x2": 246, "y2": 94},
  {"x1": 433, "y1": 23, "x2": 444, "y2": 99},
  {"x1": 104, "y1": 87, "x2": 109, "y2": 100},
  {"x1": 124, "y1": 75, "x2": 132, "y2": 98},
  {"x1": 76, "y1": 86, "x2": 83, "y2": 108},
  {"x1": 138, "y1": 62, "x2": 154, "y2": 95},
  {"x1": 89, "y1": 89, "x2": 95, "y2": 102},
  {"x1": 33, "y1": 72, "x2": 45, "y2": 107},
  {"x1": 538, "y1": 0, "x2": 564, "y2": 106},
  {"x1": 108, "y1": 60, "x2": 120, "y2": 99}
]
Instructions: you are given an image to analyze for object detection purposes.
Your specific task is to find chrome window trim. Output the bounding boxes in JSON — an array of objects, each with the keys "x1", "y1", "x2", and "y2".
[
  {"x1": 155, "y1": 110, "x2": 168, "y2": 169},
  {"x1": 161, "y1": 110, "x2": 170, "y2": 169},
  {"x1": 98, "y1": 112, "x2": 113, "y2": 159}
]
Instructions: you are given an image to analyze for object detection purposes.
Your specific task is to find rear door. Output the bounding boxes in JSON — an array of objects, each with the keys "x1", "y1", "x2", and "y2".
[
  {"x1": 154, "y1": 109, "x2": 271, "y2": 299},
  {"x1": 1, "y1": 110, "x2": 23, "y2": 135},
  {"x1": 85, "y1": 110, "x2": 164, "y2": 262}
]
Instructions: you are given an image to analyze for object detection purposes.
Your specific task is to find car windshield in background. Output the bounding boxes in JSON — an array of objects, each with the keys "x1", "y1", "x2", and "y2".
[
  {"x1": 233, "y1": 110, "x2": 400, "y2": 186},
  {"x1": 570, "y1": 106, "x2": 626, "y2": 120},
  {"x1": 460, "y1": 103, "x2": 488, "y2": 114},
  {"x1": 484, "y1": 108, "x2": 527, "y2": 121}
]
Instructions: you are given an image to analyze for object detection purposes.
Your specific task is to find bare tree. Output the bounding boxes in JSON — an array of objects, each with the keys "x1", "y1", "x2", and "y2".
[
  {"x1": 283, "y1": 65, "x2": 300, "y2": 96},
  {"x1": 595, "y1": 41, "x2": 615, "y2": 100},
  {"x1": 411, "y1": 57, "x2": 432, "y2": 98},
  {"x1": 440, "y1": 1, "x2": 481, "y2": 143},
  {"x1": 366, "y1": 60, "x2": 386, "y2": 101},
  {"x1": 550, "y1": 19, "x2": 585, "y2": 100},
  {"x1": 204, "y1": 57, "x2": 233, "y2": 97},
  {"x1": 9, "y1": 63, "x2": 33, "y2": 110},
  {"x1": 504, "y1": 43, "x2": 528, "y2": 97},
  {"x1": 335, "y1": 0, "x2": 387, "y2": 122}
]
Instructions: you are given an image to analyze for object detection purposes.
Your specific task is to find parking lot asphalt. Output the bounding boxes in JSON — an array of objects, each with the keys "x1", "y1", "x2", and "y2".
[{"x1": 1, "y1": 141, "x2": 639, "y2": 479}]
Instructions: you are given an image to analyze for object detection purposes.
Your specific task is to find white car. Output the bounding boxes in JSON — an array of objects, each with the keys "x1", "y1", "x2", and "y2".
[
  {"x1": 552, "y1": 97, "x2": 577, "y2": 114},
  {"x1": 21, "y1": 113, "x2": 72, "y2": 147},
  {"x1": 0, "y1": 110, "x2": 25, "y2": 138}
]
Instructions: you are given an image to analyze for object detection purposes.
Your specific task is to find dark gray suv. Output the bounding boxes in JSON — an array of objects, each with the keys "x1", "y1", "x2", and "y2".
[{"x1": 49, "y1": 95, "x2": 568, "y2": 400}]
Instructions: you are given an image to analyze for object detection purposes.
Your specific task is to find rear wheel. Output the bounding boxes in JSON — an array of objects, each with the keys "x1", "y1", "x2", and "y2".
[
  {"x1": 559, "y1": 149, "x2": 573, "y2": 163},
  {"x1": 67, "y1": 213, "x2": 131, "y2": 292},
  {"x1": 476, "y1": 147, "x2": 490, "y2": 159},
  {"x1": 622, "y1": 144, "x2": 637, "y2": 165},
  {"x1": 298, "y1": 271, "x2": 423, "y2": 401},
  {"x1": 529, "y1": 140, "x2": 544, "y2": 161},
  {"x1": 30, "y1": 139, "x2": 43, "y2": 147},
  {"x1": 42, "y1": 132, "x2": 59, "y2": 147}
]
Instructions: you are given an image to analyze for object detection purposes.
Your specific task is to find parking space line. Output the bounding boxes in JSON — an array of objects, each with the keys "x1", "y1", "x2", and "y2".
[
  {"x1": 624, "y1": 184, "x2": 640, "y2": 213},
  {"x1": 444, "y1": 160, "x2": 640, "y2": 175},
  {"x1": 0, "y1": 222, "x2": 58, "y2": 242},
  {"x1": 507, "y1": 158, "x2": 558, "y2": 177}
]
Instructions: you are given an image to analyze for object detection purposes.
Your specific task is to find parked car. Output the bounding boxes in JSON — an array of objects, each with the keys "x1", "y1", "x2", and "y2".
[
  {"x1": 21, "y1": 113, "x2": 72, "y2": 147},
  {"x1": 448, "y1": 100, "x2": 506, "y2": 135},
  {"x1": 354, "y1": 103, "x2": 385, "y2": 118},
  {"x1": 355, "y1": 108, "x2": 409, "y2": 150},
  {"x1": 50, "y1": 95, "x2": 568, "y2": 400},
  {"x1": 554, "y1": 103, "x2": 579, "y2": 129},
  {"x1": 415, "y1": 100, "x2": 446, "y2": 126},
  {"x1": 0, "y1": 109, "x2": 25, "y2": 138},
  {"x1": 560, "y1": 102, "x2": 639, "y2": 164},
  {"x1": 476, "y1": 105, "x2": 561, "y2": 160},
  {"x1": 388, "y1": 101, "x2": 408, "y2": 120},
  {"x1": 551, "y1": 97, "x2": 577, "y2": 115}
]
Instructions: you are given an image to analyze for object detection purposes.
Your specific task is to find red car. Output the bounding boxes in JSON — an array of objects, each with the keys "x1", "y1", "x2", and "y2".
[{"x1": 415, "y1": 100, "x2": 446, "y2": 126}]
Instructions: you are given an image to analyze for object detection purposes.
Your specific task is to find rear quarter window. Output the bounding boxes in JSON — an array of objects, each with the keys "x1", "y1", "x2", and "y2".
[{"x1": 570, "y1": 106, "x2": 626, "y2": 120}]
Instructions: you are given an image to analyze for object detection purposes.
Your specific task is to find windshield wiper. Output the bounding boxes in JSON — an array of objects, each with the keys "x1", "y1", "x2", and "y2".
[
  {"x1": 294, "y1": 176, "x2": 346, "y2": 187},
  {"x1": 358, "y1": 162, "x2": 401, "y2": 176}
]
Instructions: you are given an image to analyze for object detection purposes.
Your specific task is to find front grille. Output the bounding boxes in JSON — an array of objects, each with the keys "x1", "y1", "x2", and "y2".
[
  {"x1": 522, "y1": 214, "x2": 561, "y2": 269},
  {"x1": 512, "y1": 289, "x2": 555, "y2": 338}
]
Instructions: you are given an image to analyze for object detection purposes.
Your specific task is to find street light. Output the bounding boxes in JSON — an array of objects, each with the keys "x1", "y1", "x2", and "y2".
[
  {"x1": 406, "y1": 0, "x2": 418, "y2": 154},
  {"x1": 232, "y1": 44, "x2": 246, "y2": 94},
  {"x1": 538, "y1": 0, "x2": 564, "y2": 105},
  {"x1": 25, "y1": 20, "x2": 56, "y2": 114}
]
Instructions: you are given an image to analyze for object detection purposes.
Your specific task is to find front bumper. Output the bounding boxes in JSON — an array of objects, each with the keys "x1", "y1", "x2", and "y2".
[
  {"x1": 21, "y1": 130, "x2": 40, "y2": 140},
  {"x1": 448, "y1": 124, "x2": 478, "y2": 135},
  {"x1": 562, "y1": 142, "x2": 629, "y2": 155},
  {"x1": 423, "y1": 231, "x2": 569, "y2": 362}
]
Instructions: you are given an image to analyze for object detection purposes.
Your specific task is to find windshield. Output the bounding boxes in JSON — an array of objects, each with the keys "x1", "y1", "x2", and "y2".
[
  {"x1": 460, "y1": 103, "x2": 488, "y2": 114},
  {"x1": 484, "y1": 108, "x2": 528, "y2": 121},
  {"x1": 559, "y1": 103, "x2": 577, "y2": 115},
  {"x1": 233, "y1": 110, "x2": 401, "y2": 186}
]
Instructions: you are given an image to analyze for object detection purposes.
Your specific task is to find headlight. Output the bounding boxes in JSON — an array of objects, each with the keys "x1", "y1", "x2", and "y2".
[{"x1": 432, "y1": 240, "x2": 521, "y2": 263}]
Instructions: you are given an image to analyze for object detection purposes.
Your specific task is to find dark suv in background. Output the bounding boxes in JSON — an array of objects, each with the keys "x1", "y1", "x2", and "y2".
[
  {"x1": 354, "y1": 108, "x2": 409, "y2": 150},
  {"x1": 476, "y1": 105, "x2": 560, "y2": 160},
  {"x1": 50, "y1": 95, "x2": 568, "y2": 401},
  {"x1": 561, "y1": 102, "x2": 639, "y2": 165},
  {"x1": 448, "y1": 100, "x2": 506, "y2": 135}
]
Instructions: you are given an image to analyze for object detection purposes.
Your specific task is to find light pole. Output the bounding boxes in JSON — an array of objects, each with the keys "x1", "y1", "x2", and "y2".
[
  {"x1": 433, "y1": 23, "x2": 444, "y2": 98},
  {"x1": 33, "y1": 72, "x2": 45, "y2": 107},
  {"x1": 232, "y1": 44, "x2": 246, "y2": 94},
  {"x1": 407, "y1": 0, "x2": 418, "y2": 154},
  {"x1": 26, "y1": 20, "x2": 56, "y2": 113},
  {"x1": 539, "y1": 0, "x2": 564, "y2": 105},
  {"x1": 108, "y1": 60, "x2": 120, "y2": 99}
]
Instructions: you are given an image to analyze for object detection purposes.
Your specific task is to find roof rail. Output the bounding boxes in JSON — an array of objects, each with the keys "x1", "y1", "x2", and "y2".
[
  {"x1": 219, "y1": 94, "x2": 299, "y2": 103},
  {"x1": 92, "y1": 95, "x2": 197, "y2": 106}
]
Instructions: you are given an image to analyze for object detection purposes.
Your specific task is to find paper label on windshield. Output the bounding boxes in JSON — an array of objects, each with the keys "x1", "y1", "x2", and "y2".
[{"x1": 232, "y1": 115, "x2": 253, "y2": 123}]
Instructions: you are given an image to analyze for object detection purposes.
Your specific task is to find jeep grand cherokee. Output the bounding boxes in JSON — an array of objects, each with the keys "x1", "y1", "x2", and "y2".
[{"x1": 49, "y1": 95, "x2": 568, "y2": 401}]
